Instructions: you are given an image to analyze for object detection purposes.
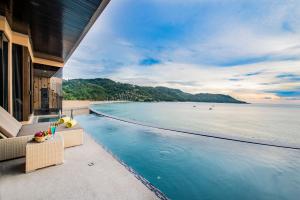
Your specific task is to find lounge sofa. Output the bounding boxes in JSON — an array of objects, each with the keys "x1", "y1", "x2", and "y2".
[{"x1": 0, "y1": 106, "x2": 84, "y2": 161}]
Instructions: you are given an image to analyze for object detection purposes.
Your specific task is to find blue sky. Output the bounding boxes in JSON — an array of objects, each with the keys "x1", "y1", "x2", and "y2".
[{"x1": 64, "y1": 0, "x2": 300, "y2": 103}]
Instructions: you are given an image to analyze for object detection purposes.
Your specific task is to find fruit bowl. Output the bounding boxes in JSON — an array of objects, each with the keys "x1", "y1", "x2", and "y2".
[
  {"x1": 34, "y1": 131, "x2": 49, "y2": 143},
  {"x1": 34, "y1": 136, "x2": 46, "y2": 143}
]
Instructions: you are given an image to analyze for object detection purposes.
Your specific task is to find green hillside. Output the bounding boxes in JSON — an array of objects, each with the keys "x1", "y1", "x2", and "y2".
[{"x1": 63, "y1": 78, "x2": 246, "y2": 104}]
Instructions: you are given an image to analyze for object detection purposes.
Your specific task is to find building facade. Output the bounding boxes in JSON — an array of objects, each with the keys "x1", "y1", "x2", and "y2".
[{"x1": 0, "y1": 0, "x2": 109, "y2": 121}]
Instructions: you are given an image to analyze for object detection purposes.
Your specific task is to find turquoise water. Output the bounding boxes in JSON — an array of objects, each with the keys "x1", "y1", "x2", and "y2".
[
  {"x1": 76, "y1": 102, "x2": 300, "y2": 200},
  {"x1": 38, "y1": 116, "x2": 60, "y2": 122}
]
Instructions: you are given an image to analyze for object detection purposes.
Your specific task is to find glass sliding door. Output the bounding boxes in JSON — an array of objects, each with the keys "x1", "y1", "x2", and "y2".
[
  {"x1": 0, "y1": 31, "x2": 8, "y2": 111},
  {"x1": 12, "y1": 44, "x2": 23, "y2": 121}
]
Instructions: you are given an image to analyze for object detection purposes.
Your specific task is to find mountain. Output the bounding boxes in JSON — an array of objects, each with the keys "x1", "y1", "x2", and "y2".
[{"x1": 63, "y1": 78, "x2": 247, "y2": 104}]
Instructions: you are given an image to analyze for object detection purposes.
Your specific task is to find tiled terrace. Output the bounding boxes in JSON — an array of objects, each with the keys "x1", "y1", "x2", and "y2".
[{"x1": 0, "y1": 133, "x2": 158, "y2": 200}]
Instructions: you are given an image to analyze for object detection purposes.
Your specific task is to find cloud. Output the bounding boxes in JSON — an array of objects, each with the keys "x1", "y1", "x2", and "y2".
[
  {"x1": 276, "y1": 73, "x2": 300, "y2": 82},
  {"x1": 64, "y1": 0, "x2": 300, "y2": 103},
  {"x1": 243, "y1": 71, "x2": 264, "y2": 77},
  {"x1": 228, "y1": 78, "x2": 243, "y2": 81},
  {"x1": 109, "y1": 60, "x2": 300, "y2": 102},
  {"x1": 166, "y1": 81, "x2": 200, "y2": 87}
]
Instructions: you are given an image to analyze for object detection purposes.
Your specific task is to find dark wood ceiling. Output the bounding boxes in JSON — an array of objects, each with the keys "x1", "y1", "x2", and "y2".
[
  {"x1": 34, "y1": 63, "x2": 61, "y2": 78},
  {"x1": 0, "y1": 0, "x2": 110, "y2": 62}
]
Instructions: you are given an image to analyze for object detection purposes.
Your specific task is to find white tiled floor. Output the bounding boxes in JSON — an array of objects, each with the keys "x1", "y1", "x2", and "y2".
[{"x1": 0, "y1": 133, "x2": 158, "y2": 200}]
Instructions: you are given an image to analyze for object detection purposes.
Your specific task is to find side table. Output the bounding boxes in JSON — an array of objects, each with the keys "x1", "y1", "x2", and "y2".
[{"x1": 25, "y1": 134, "x2": 64, "y2": 173}]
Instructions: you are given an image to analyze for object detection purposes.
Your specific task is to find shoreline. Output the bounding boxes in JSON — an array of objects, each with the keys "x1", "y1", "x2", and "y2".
[
  {"x1": 62, "y1": 100, "x2": 129, "y2": 116},
  {"x1": 63, "y1": 100, "x2": 129, "y2": 109}
]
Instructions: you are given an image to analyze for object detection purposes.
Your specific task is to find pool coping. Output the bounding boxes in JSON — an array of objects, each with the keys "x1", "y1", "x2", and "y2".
[{"x1": 34, "y1": 114, "x2": 65, "y2": 123}]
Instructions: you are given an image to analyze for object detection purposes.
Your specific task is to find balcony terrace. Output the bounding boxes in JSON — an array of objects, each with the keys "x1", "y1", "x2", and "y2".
[
  {"x1": 0, "y1": 1, "x2": 162, "y2": 199},
  {"x1": 0, "y1": 132, "x2": 158, "y2": 200}
]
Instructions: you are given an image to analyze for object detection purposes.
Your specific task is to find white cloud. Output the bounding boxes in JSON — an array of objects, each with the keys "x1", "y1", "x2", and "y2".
[{"x1": 110, "y1": 60, "x2": 300, "y2": 103}]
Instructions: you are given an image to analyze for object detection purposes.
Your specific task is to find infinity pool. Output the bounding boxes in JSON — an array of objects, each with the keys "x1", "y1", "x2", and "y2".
[{"x1": 76, "y1": 114, "x2": 300, "y2": 200}]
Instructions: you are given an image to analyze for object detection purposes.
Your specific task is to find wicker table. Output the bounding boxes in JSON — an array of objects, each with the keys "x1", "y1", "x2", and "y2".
[
  {"x1": 25, "y1": 134, "x2": 64, "y2": 173},
  {"x1": 56, "y1": 124, "x2": 84, "y2": 148}
]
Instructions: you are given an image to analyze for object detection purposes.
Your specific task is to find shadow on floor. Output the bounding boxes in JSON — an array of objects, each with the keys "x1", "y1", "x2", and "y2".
[{"x1": 0, "y1": 158, "x2": 25, "y2": 175}]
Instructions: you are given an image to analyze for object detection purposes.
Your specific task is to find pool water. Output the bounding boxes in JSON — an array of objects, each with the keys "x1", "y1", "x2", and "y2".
[
  {"x1": 37, "y1": 116, "x2": 60, "y2": 123},
  {"x1": 76, "y1": 114, "x2": 300, "y2": 200}
]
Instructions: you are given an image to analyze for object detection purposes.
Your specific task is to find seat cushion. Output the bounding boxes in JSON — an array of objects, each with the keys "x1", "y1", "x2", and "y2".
[
  {"x1": 0, "y1": 106, "x2": 22, "y2": 138},
  {"x1": 18, "y1": 122, "x2": 50, "y2": 137},
  {"x1": 17, "y1": 122, "x2": 83, "y2": 137}
]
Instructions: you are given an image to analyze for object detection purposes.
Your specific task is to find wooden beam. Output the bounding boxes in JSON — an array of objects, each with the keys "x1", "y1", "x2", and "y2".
[
  {"x1": 0, "y1": 16, "x2": 12, "y2": 40},
  {"x1": 0, "y1": 16, "x2": 13, "y2": 114},
  {"x1": 33, "y1": 57, "x2": 64, "y2": 68},
  {"x1": 8, "y1": 38, "x2": 12, "y2": 114},
  {"x1": 22, "y1": 47, "x2": 30, "y2": 121},
  {"x1": 12, "y1": 32, "x2": 34, "y2": 60}
]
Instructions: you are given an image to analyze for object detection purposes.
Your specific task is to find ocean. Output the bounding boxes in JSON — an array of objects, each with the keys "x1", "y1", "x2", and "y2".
[{"x1": 76, "y1": 102, "x2": 300, "y2": 200}]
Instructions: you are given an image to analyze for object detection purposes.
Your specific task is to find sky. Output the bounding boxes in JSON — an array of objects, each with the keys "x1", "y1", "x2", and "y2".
[{"x1": 64, "y1": 0, "x2": 300, "y2": 104}]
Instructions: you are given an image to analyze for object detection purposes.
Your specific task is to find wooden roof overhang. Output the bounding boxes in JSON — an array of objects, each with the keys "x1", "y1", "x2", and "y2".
[{"x1": 0, "y1": 0, "x2": 110, "y2": 67}]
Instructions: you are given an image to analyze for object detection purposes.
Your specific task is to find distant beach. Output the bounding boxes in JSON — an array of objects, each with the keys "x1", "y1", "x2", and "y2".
[
  {"x1": 62, "y1": 100, "x2": 128, "y2": 116},
  {"x1": 63, "y1": 100, "x2": 128, "y2": 108}
]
